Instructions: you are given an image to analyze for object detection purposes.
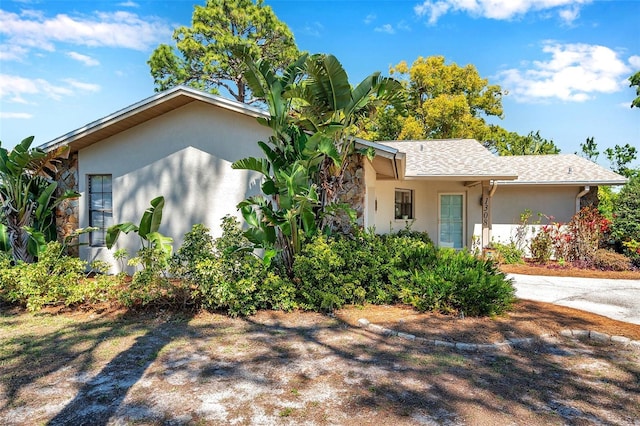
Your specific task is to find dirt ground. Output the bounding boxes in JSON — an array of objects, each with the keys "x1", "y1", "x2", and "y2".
[{"x1": 0, "y1": 266, "x2": 639, "y2": 425}]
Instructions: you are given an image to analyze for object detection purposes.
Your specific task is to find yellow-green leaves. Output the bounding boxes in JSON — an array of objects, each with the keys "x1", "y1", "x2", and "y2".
[{"x1": 388, "y1": 55, "x2": 504, "y2": 140}]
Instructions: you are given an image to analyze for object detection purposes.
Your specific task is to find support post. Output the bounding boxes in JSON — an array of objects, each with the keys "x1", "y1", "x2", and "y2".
[{"x1": 481, "y1": 182, "x2": 491, "y2": 249}]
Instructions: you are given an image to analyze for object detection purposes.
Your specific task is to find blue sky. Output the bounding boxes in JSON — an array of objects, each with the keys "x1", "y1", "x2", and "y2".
[{"x1": 1, "y1": 0, "x2": 638, "y2": 168}]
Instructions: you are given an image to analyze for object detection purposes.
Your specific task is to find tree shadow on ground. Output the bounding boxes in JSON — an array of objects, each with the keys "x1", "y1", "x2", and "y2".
[{"x1": 1, "y1": 307, "x2": 638, "y2": 425}]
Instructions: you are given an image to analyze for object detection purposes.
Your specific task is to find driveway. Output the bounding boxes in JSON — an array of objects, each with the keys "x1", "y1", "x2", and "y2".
[{"x1": 509, "y1": 273, "x2": 640, "y2": 325}]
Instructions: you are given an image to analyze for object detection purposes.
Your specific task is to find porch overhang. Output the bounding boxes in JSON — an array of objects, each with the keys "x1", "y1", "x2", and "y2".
[{"x1": 354, "y1": 138, "x2": 405, "y2": 180}]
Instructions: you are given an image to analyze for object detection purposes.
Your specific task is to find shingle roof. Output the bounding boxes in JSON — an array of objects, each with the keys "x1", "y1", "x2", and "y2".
[
  {"x1": 380, "y1": 139, "x2": 518, "y2": 180},
  {"x1": 496, "y1": 154, "x2": 627, "y2": 185}
]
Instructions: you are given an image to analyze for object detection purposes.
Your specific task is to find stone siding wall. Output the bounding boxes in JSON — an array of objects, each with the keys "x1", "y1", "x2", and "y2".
[
  {"x1": 580, "y1": 186, "x2": 599, "y2": 210},
  {"x1": 55, "y1": 153, "x2": 80, "y2": 256},
  {"x1": 331, "y1": 154, "x2": 366, "y2": 234}
]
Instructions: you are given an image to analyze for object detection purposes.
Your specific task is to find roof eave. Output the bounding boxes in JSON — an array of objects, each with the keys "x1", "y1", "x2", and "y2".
[
  {"x1": 407, "y1": 174, "x2": 518, "y2": 181},
  {"x1": 498, "y1": 179, "x2": 628, "y2": 186},
  {"x1": 39, "y1": 85, "x2": 268, "y2": 153}
]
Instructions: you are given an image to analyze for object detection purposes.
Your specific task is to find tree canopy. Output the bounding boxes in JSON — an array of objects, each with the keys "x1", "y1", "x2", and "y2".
[
  {"x1": 148, "y1": 0, "x2": 299, "y2": 103},
  {"x1": 369, "y1": 56, "x2": 503, "y2": 141},
  {"x1": 485, "y1": 128, "x2": 560, "y2": 156},
  {"x1": 630, "y1": 71, "x2": 640, "y2": 109}
]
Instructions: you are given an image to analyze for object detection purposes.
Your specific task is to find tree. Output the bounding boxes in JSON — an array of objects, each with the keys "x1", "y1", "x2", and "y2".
[
  {"x1": 232, "y1": 53, "x2": 404, "y2": 275},
  {"x1": 0, "y1": 137, "x2": 78, "y2": 263},
  {"x1": 612, "y1": 174, "x2": 640, "y2": 250},
  {"x1": 577, "y1": 136, "x2": 599, "y2": 162},
  {"x1": 378, "y1": 56, "x2": 503, "y2": 140},
  {"x1": 291, "y1": 54, "x2": 405, "y2": 221},
  {"x1": 485, "y1": 128, "x2": 560, "y2": 156},
  {"x1": 630, "y1": 71, "x2": 640, "y2": 109},
  {"x1": 148, "y1": 0, "x2": 299, "y2": 103},
  {"x1": 605, "y1": 143, "x2": 638, "y2": 178}
]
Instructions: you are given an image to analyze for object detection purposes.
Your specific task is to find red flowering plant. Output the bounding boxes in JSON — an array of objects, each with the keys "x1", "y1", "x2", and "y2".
[
  {"x1": 568, "y1": 207, "x2": 609, "y2": 265},
  {"x1": 529, "y1": 208, "x2": 609, "y2": 267}
]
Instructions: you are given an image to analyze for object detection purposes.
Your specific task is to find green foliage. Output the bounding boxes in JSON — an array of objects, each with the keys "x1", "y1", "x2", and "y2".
[
  {"x1": 630, "y1": 71, "x2": 640, "y2": 109},
  {"x1": 597, "y1": 186, "x2": 617, "y2": 220},
  {"x1": 170, "y1": 223, "x2": 216, "y2": 288},
  {"x1": 605, "y1": 143, "x2": 637, "y2": 178},
  {"x1": 577, "y1": 136, "x2": 599, "y2": 162},
  {"x1": 388, "y1": 56, "x2": 503, "y2": 140},
  {"x1": 622, "y1": 240, "x2": 640, "y2": 267},
  {"x1": 170, "y1": 217, "x2": 297, "y2": 316},
  {"x1": 148, "y1": 0, "x2": 299, "y2": 103},
  {"x1": 292, "y1": 230, "x2": 513, "y2": 316},
  {"x1": 233, "y1": 53, "x2": 404, "y2": 275},
  {"x1": 391, "y1": 247, "x2": 514, "y2": 316},
  {"x1": 118, "y1": 246, "x2": 188, "y2": 309},
  {"x1": 487, "y1": 128, "x2": 560, "y2": 156},
  {"x1": 0, "y1": 136, "x2": 79, "y2": 263},
  {"x1": 612, "y1": 175, "x2": 640, "y2": 256},
  {"x1": 107, "y1": 196, "x2": 173, "y2": 257},
  {"x1": 0, "y1": 242, "x2": 117, "y2": 311},
  {"x1": 491, "y1": 241, "x2": 524, "y2": 264}
]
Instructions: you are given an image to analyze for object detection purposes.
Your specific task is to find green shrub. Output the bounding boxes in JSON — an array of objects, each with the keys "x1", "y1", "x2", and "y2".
[
  {"x1": 394, "y1": 249, "x2": 514, "y2": 316},
  {"x1": 491, "y1": 241, "x2": 524, "y2": 264},
  {"x1": 293, "y1": 230, "x2": 513, "y2": 316},
  {"x1": 0, "y1": 242, "x2": 118, "y2": 311},
  {"x1": 592, "y1": 249, "x2": 631, "y2": 271},
  {"x1": 116, "y1": 246, "x2": 189, "y2": 309},
  {"x1": 612, "y1": 175, "x2": 640, "y2": 246},
  {"x1": 170, "y1": 217, "x2": 272, "y2": 316},
  {"x1": 293, "y1": 235, "x2": 352, "y2": 311}
]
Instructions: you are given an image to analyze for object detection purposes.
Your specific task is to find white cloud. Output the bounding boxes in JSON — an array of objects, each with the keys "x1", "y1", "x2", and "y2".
[
  {"x1": 414, "y1": 0, "x2": 592, "y2": 24},
  {"x1": 301, "y1": 22, "x2": 323, "y2": 37},
  {"x1": 558, "y1": 5, "x2": 580, "y2": 24},
  {"x1": 375, "y1": 24, "x2": 395, "y2": 34},
  {"x1": 0, "y1": 112, "x2": 33, "y2": 119},
  {"x1": 629, "y1": 55, "x2": 640, "y2": 69},
  {"x1": 63, "y1": 79, "x2": 101, "y2": 92},
  {"x1": 118, "y1": 1, "x2": 139, "y2": 7},
  {"x1": 0, "y1": 9, "x2": 171, "y2": 61},
  {"x1": 0, "y1": 43, "x2": 28, "y2": 61},
  {"x1": 66, "y1": 51, "x2": 100, "y2": 66},
  {"x1": 364, "y1": 13, "x2": 376, "y2": 24},
  {"x1": 397, "y1": 20, "x2": 412, "y2": 31},
  {"x1": 497, "y1": 42, "x2": 632, "y2": 103},
  {"x1": 0, "y1": 74, "x2": 99, "y2": 103}
]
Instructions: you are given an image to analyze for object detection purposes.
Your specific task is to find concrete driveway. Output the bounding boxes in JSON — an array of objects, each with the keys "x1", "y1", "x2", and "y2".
[{"x1": 509, "y1": 273, "x2": 640, "y2": 325}]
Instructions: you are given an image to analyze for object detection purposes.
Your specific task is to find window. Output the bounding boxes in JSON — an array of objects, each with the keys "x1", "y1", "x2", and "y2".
[
  {"x1": 395, "y1": 189, "x2": 413, "y2": 219},
  {"x1": 439, "y1": 194, "x2": 464, "y2": 249},
  {"x1": 88, "y1": 175, "x2": 113, "y2": 246}
]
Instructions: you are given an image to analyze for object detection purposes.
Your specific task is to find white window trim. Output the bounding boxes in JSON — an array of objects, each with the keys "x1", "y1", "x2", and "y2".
[
  {"x1": 438, "y1": 192, "x2": 466, "y2": 249},
  {"x1": 88, "y1": 174, "x2": 113, "y2": 247}
]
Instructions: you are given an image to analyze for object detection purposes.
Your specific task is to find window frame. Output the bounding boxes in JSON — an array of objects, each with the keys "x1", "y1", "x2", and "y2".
[
  {"x1": 394, "y1": 188, "x2": 413, "y2": 220},
  {"x1": 438, "y1": 192, "x2": 465, "y2": 249},
  {"x1": 88, "y1": 174, "x2": 113, "y2": 247}
]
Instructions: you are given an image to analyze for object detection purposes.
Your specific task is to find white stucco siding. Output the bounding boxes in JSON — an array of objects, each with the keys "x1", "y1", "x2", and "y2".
[
  {"x1": 77, "y1": 101, "x2": 269, "y2": 269},
  {"x1": 491, "y1": 185, "x2": 580, "y2": 224},
  {"x1": 373, "y1": 179, "x2": 482, "y2": 247},
  {"x1": 363, "y1": 159, "x2": 377, "y2": 229}
]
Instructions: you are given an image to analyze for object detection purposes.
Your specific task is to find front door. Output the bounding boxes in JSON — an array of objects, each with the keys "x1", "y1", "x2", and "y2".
[{"x1": 439, "y1": 194, "x2": 464, "y2": 249}]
